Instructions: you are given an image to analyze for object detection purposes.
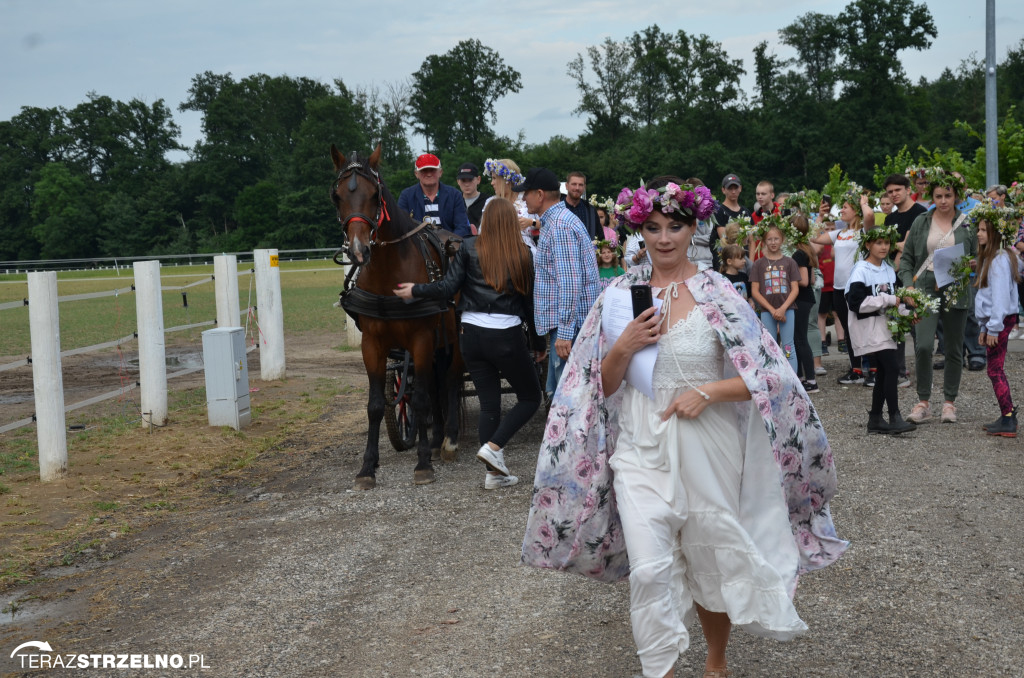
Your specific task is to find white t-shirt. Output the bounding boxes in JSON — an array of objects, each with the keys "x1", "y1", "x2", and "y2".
[{"x1": 828, "y1": 228, "x2": 862, "y2": 288}]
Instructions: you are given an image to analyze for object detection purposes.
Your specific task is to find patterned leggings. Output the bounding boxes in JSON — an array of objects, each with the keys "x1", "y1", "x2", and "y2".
[{"x1": 986, "y1": 316, "x2": 1017, "y2": 415}]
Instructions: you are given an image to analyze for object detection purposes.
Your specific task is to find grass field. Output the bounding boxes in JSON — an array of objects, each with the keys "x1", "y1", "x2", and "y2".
[{"x1": 0, "y1": 259, "x2": 350, "y2": 357}]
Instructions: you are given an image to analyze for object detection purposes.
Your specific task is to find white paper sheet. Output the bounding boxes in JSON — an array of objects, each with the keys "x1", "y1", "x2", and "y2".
[
  {"x1": 932, "y1": 242, "x2": 965, "y2": 287},
  {"x1": 602, "y1": 287, "x2": 663, "y2": 401}
]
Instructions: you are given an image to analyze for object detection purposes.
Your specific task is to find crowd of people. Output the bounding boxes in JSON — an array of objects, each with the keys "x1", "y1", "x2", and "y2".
[{"x1": 390, "y1": 152, "x2": 1022, "y2": 677}]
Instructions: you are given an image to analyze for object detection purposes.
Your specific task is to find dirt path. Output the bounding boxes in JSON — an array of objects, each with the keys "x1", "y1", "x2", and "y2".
[{"x1": 3, "y1": 347, "x2": 1024, "y2": 677}]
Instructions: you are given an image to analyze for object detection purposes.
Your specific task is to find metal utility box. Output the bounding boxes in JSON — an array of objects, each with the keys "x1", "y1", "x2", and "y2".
[{"x1": 201, "y1": 327, "x2": 251, "y2": 430}]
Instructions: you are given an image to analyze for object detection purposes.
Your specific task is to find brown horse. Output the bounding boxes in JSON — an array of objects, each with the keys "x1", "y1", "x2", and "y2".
[{"x1": 330, "y1": 144, "x2": 462, "y2": 490}]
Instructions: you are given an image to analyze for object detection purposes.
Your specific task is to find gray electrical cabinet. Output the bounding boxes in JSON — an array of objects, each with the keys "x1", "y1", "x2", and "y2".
[{"x1": 201, "y1": 327, "x2": 251, "y2": 430}]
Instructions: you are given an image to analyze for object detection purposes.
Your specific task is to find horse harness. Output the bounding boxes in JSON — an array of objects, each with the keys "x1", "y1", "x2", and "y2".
[{"x1": 331, "y1": 159, "x2": 460, "y2": 330}]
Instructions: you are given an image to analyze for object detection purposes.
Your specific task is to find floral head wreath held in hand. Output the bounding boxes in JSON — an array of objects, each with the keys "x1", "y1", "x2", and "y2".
[
  {"x1": 966, "y1": 199, "x2": 1024, "y2": 243},
  {"x1": 857, "y1": 223, "x2": 901, "y2": 255},
  {"x1": 483, "y1": 159, "x2": 524, "y2": 187},
  {"x1": 781, "y1": 191, "x2": 813, "y2": 216},
  {"x1": 613, "y1": 181, "x2": 718, "y2": 229}
]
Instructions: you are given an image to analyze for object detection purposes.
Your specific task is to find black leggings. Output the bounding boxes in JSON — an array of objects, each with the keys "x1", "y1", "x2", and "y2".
[
  {"x1": 833, "y1": 289, "x2": 858, "y2": 371},
  {"x1": 794, "y1": 298, "x2": 816, "y2": 381},
  {"x1": 869, "y1": 348, "x2": 901, "y2": 417},
  {"x1": 460, "y1": 323, "x2": 541, "y2": 448}
]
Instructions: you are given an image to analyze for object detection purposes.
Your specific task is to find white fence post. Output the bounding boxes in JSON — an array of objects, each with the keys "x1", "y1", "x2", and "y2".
[
  {"x1": 134, "y1": 260, "x2": 168, "y2": 427},
  {"x1": 27, "y1": 271, "x2": 68, "y2": 482},
  {"x1": 254, "y1": 249, "x2": 286, "y2": 380},
  {"x1": 343, "y1": 263, "x2": 362, "y2": 348},
  {"x1": 214, "y1": 254, "x2": 241, "y2": 328}
]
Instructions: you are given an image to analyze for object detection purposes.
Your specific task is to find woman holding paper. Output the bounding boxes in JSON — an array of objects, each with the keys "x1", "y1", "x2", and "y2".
[
  {"x1": 522, "y1": 176, "x2": 847, "y2": 678},
  {"x1": 898, "y1": 170, "x2": 978, "y2": 425}
]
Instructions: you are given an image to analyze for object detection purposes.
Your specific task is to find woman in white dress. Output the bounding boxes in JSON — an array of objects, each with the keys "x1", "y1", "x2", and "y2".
[{"x1": 522, "y1": 175, "x2": 847, "y2": 678}]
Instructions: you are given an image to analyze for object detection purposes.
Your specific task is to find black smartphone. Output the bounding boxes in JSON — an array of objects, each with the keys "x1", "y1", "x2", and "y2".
[{"x1": 630, "y1": 284, "x2": 653, "y2": 318}]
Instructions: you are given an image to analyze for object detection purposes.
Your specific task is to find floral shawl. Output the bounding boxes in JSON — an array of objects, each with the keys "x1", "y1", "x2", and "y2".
[{"x1": 521, "y1": 266, "x2": 849, "y2": 584}]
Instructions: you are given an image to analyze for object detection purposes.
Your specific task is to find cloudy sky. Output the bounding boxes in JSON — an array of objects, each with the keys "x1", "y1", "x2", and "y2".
[{"x1": 1, "y1": 0, "x2": 1020, "y2": 158}]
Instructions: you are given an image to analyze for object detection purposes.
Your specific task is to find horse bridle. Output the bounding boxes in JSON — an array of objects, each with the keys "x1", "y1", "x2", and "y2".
[{"x1": 331, "y1": 159, "x2": 390, "y2": 246}]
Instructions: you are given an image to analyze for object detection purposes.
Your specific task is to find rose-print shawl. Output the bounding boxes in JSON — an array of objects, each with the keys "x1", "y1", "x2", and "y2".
[{"x1": 521, "y1": 266, "x2": 848, "y2": 584}]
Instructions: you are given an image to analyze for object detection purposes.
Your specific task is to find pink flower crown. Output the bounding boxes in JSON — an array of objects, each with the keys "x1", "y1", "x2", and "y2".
[{"x1": 614, "y1": 181, "x2": 717, "y2": 228}]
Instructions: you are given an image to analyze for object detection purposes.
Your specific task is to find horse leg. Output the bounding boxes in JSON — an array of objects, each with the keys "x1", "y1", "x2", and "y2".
[
  {"x1": 410, "y1": 342, "x2": 436, "y2": 485},
  {"x1": 355, "y1": 343, "x2": 386, "y2": 490},
  {"x1": 440, "y1": 344, "x2": 463, "y2": 461},
  {"x1": 430, "y1": 347, "x2": 456, "y2": 462}
]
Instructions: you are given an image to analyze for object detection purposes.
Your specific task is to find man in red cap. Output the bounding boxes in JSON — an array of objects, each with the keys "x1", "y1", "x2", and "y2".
[{"x1": 398, "y1": 154, "x2": 472, "y2": 237}]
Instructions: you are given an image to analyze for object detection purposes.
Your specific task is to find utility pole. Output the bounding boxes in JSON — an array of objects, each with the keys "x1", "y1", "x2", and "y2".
[{"x1": 985, "y1": 0, "x2": 998, "y2": 186}]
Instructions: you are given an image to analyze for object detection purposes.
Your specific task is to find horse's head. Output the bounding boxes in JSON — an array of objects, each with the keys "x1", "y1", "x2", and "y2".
[{"x1": 330, "y1": 144, "x2": 384, "y2": 265}]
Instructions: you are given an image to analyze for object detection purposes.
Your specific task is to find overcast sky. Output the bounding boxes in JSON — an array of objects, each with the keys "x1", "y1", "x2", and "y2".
[{"x1": 1, "y1": 0, "x2": 1020, "y2": 159}]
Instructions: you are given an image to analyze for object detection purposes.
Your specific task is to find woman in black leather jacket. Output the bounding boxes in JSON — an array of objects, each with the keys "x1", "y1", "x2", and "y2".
[{"x1": 394, "y1": 198, "x2": 546, "y2": 489}]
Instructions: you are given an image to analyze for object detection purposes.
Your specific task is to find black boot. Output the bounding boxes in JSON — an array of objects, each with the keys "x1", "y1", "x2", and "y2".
[
  {"x1": 887, "y1": 411, "x2": 917, "y2": 435},
  {"x1": 986, "y1": 408, "x2": 1018, "y2": 438},
  {"x1": 983, "y1": 406, "x2": 1016, "y2": 433},
  {"x1": 867, "y1": 412, "x2": 890, "y2": 434}
]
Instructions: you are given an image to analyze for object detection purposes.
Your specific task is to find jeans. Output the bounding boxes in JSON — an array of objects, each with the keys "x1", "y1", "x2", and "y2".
[
  {"x1": 760, "y1": 309, "x2": 798, "y2": 373},
  {"x1": 546, "y1": 329, "x2": 574, "y2": 396},
  {"x1": 794, "y1": 299, "x2": 816, "y2": 381},
  {"x1": 461, "y1": 324, "x2": 541, "y2": 448}
]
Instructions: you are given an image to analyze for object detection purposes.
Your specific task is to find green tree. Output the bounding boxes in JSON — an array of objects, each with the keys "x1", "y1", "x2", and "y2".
[
  {"x1": 779, "y1": 12, "x2": 841, "y2": 103},
  {"x1": 31, "y1": 163, "x2": 99, "y2": 258},
  {"x1": 835, "y1": 0, "x2": 937, "y2": 93},
  {"x1": 567, "y1": 37, "x2": 635, "y2": 142},
  {"x1": 409, "y1": 39, "x2": 522, "y2": 153}
]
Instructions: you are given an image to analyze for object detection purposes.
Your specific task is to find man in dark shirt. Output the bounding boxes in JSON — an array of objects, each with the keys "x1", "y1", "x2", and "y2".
[
  {"x1": 456, "y1": 162, "x2": 487, "y2": 233},
  {"x1": 711, "y1": 173, "x2": 752, "y2": 270},
  {"x1": 562, "y1": 171, "x2": 600, "y2": 240},
  {"x1": 397, "y1": 154, "x2": 472, "y2": 237},
  {"x1": 885, "y1": 173, "x2": 928, "y2": 383}
]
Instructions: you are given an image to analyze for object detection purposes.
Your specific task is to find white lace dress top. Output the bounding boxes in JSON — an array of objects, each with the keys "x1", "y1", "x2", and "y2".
[{"x1": 652, "y1": 308, "x2": 723, "y2": 390}]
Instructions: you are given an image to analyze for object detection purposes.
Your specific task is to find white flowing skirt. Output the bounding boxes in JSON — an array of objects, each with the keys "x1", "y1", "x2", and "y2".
[{"x1": 610, "y1": 383, "x2": 807, "y2": 676}]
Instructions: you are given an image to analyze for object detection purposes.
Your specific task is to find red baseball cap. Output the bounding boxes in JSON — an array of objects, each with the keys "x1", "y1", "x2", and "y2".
[{"x1": 414, "y1": 154, "x2": 441, "y2": 171}]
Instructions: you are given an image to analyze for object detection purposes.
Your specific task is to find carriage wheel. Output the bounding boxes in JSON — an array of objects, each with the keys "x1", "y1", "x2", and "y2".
[{"x1": 384, "y1": 366, "x2": 417, "y2": 451}]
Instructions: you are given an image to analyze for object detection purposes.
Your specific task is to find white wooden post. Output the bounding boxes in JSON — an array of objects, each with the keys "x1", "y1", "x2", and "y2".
[
  {"x1": 214, "y1": 254, "x2": 241, "y2": 328},
  {"x1": 134, "y1": 260, "x2": 168, "y2": 427},
  {"x1": 28, "y1": 271, "x2": 68, "y2": 481},
  {"x1": 254, "y1": 249, "x2": 286, "y2": 380},
  {"x1": 343, "y1": 263, "x2": 362, "y2": 348}
]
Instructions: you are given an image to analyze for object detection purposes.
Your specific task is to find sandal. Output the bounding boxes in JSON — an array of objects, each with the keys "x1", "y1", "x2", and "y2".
[{"x1": 703, "y1": 669, "x2": 730, "y2": 678}]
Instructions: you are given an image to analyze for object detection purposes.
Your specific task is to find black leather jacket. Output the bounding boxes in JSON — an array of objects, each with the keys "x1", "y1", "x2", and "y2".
[{"x1": 411, "y1": 237, "x2": 544, "y2": 348}]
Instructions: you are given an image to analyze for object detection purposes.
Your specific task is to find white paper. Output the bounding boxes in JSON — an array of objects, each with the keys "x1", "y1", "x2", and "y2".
[
  {"x1": 932, "y1": 242, "x2": 965, "y2": 287},
  {"x1": 602, "y1": 287, "x2": 663, "y2": 401}
]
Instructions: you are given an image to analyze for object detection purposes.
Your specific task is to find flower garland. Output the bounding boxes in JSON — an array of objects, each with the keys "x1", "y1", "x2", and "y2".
[
  {"x1": 1007, "y1": 181, "x2": 1023, "y2": 206},
  {"x1": 857, "y1": 223, "x2": 901, "y2": 255},
  {"x1": 887, "y1": 287, "x2": 939, "y2": 343},
  {"x1": 942, "y1": 253, "x2": 974, "y2": 306},
  {"x1": 588, "y1": 194, "x2": 615, "y2": 213},
  {"x1": 921, "y1": 167, "x2": 966, "y2": 195},
  {"x1": 737, "y1": 213, "x2": 806, "y2": 246},
  {"x1": 838, "y1": 181, "x2": 867, "y2": 209},
  {"x1": 966, "y1": 199, "x2": 1024, "y2": 243},
  {"x1": 781, "y1": 191, "x2": 813, "y2": 216},
  {"x1": 483, "y1": 159, "x2": 524, "y2": 187},
  {"x1": 614, "y1": 181, "x2": 718, "y2": 228}
]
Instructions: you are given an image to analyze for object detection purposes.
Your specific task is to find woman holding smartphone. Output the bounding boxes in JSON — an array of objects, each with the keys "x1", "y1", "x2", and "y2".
[{"x1": 523, "y1": 177, "x2": 846, "y2": 678}]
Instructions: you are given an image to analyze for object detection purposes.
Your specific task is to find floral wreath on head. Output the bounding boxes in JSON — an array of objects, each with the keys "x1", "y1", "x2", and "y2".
[
  {"x1": 1007, "y1": 181, "x2": 1023, "y2": 206},
  {"x1": 920, "y1": 167, "x2": 966, "y2": 196},
  {"x1": 588, "y1": 194, "x2": 615, "y2": 213},
  {"x1": 837, "y1": 181, "x2": 867, "y2": 211},
  {"x1": 592, "y1": 238, "x2": 621, "y2": 256},
  {"x1": 857, "y1": 223, "x2": 901, "y2": 254},
  {"x1": 483, "y1": 159, "x2": 524, "y2": 187},
  {"x1": 746, "y1": 213, "x2": 807, "y2": 246},
  {"x1": 966, "y1": 199, "x2": 1024, "y2": 243},
  {"x1": 613, "y1": 180, "x2": 718, "y2": 230}
]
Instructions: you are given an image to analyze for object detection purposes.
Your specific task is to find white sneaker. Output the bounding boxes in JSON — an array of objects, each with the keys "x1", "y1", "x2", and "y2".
[
  {"x1": 485, "y1": 472, "x2": 519, "y2": 489},
  {"x1": 815, "y1": 366, "x2": 827, "y2": 376},
  {"x1": 476, "y1": 444, "x2": 509, "y2": 476}
]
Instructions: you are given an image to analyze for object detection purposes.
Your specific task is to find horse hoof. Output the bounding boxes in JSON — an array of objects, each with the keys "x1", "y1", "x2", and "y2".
[
  {"x1": 440, "y1": 437, "x2": 458, "y2": 462},
  {"x1": 353, "y1": 476, "x2": 376, "y2": 491},
  {"x1": 413, "y1": 468, "x2": 435, "y2": 485},
  {"x1": 431, "y1": 448, "x2": 442, "y2": 461}
]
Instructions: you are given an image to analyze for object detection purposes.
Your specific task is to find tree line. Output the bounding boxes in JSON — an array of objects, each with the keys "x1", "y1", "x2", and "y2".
[{"x1": 1, "y1": 0, "x2": 1023, "y2": 262}]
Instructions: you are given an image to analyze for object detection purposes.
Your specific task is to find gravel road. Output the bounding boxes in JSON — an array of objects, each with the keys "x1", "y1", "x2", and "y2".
[{"x1": 3, "y1": 347, "x2": 1024, "y2": 678}]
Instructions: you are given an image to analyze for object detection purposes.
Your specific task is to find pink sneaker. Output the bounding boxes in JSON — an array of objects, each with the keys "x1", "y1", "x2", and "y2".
[
  {"x1": 941, "y1": 402, "x2": 957, "y2": 423},
  {"x1": 906, "y1": 401, "x2": 931, "y2": 423}
]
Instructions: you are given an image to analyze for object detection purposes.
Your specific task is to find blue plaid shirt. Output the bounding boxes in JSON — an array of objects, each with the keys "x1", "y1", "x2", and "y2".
[{"x1": 534, "y1": 202, "x2": 600, "y2": 340}]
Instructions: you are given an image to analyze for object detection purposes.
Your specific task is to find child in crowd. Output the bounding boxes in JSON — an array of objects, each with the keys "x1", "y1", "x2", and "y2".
[
  {"x1": 595, "y1": 240, "x2": 625, "y2": 291},
  {"x1": 790, "y1": 214, "x2": 820, "y2": 393},
  {"x1": 973, "y1": 207, "x2": 1022, "y2": 437},
  {"x1": 845, "y1": 226, "x2": 915, "y2": 434},
  {"x1": 723, "y1": 221, "x2": 753, "y2": 276},
  {"x1": 750, "y1": 218, "x2": 801, "y2": 374},
  {"x1": 720, "y1": 243, "x2": 751, "y2": 306}
]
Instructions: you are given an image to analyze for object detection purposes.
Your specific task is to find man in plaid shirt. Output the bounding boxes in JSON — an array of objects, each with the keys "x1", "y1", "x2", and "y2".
[{"x1": 516, "y1": 167, "x2": 600, "y2": 397}]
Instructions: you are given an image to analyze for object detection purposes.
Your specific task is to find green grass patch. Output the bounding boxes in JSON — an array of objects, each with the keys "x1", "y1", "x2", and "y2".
[
  {"x1": 0, "y1": 259, "x2": 347, "y2": 357},
  {"x1": 0, "y1": 436, "x2": 38, "y2": 477}
]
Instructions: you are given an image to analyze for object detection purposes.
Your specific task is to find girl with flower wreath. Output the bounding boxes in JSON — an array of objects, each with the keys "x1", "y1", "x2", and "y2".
[
  {"x1": 749, "y1": 216, "x2": 802, "y2": 375},
  {"x1": 898, "y1": 170, "x2": 977, "y2": 424},
  {"x1": 810, "y1": 190, "x2": 875, "y2": 384},
  {"x1": 970, "y1": 202, "x2": 1023, "y2": 436},
  {"x1": 482, "y1": 158, "x2": 541, "y2": 256},
  {"x1": 522, "y1": 176, "x2": 847, "y2": 678},
  {"x1": 595, "y1": 239, "x2": 625, "y2": 291},
  {"x1": 844, "y1": 226, "x2": 917, "y2": 434}
]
